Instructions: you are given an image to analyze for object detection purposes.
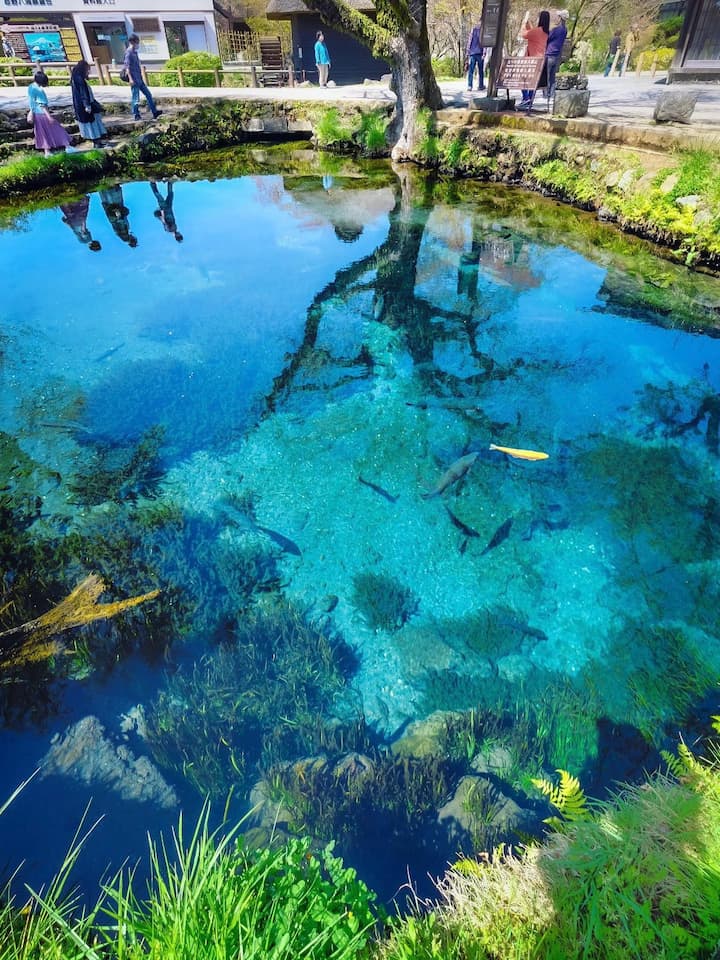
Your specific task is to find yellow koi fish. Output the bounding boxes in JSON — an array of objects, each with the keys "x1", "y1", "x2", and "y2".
[{"x1": 489, "y1": 443, "x2": 549, "y2": 461}]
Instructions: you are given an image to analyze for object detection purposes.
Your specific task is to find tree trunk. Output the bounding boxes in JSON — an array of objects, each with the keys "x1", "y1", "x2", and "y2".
[{"x1": 388, "y1": 28, "x2": 443, "y2": 161}]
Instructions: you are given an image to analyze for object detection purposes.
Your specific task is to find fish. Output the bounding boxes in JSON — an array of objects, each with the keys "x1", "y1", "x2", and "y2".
[
  {"x1": 489, "y1": 443, "x2": 549, "y2": 461},
  {"x1": 94, "y1": 342, "x2": 125, "y2": 363},
  {"x1": 445, "y1": 505, "x2": 480, "y2": 539},
  {"x1": 422, "y1": 451, "x2": 479, "y2": 499},
  {"x1": 480, "y1": 517, "x2": 513, "y2": 556},
  {"x1": 218, "y1": 501, "x2": 302, "y2": 556},
  {"x1": 357, "y1": 475, "x2": 398, "y2": 504}
]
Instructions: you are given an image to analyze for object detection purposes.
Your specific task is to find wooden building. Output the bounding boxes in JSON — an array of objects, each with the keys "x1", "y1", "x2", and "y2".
[
  {"x1": 265, "y1": 0, "x2": 390, "y2": 84},
  {"x1": 669, "y1": 0, "x2": 720, "y2": 80}
]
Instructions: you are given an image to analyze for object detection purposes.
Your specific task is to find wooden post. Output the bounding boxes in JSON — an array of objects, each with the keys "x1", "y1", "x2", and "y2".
[
  {"x1": 177, "y1": 66, "x2": 185, "y2": 86},
  {"x1": 609, "y1": 49, "x2": 620, "y2": 77},
  {"x1": 250, "y1": 64, "x2": 258, "y2": 87},
  {"x1": 214, "y1": 66, "x2": 221, "y2": 87},
  {"x1": 635, "y1": 51, "x2": 645, "y2": 75},
  {"x1": 9, "y1": 64, "x2": 17, "y2": 87},
  {"x1": 650, "y1": 54, "x2": 658, "y2": 77},
  {"x1": 141, "y1": 65, "x2": 148, "y2": 84},
  {"x1": 288, "y1": 62, "x2": 295, "y2": 87}
]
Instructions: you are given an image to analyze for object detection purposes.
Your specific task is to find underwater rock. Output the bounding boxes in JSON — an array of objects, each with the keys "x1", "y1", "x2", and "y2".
[
  {"x1": 391, "y1": 710, "x2": 464, "y2": 758},
  {"x1": 437, "y1": 775, "x2": 538, "y2": 853},
  {"x1": 470, "y1": 744, "x2": 514, "y2": 777},
  {"x1": 41, "y1": 715, "x2": 178, "y2": 808},
  {"x1": 497, "y1": 653, "x2": 533, "y2": 683},
  {"x1": 119, "y1": 704, "x2": 148, "y2": 740}
]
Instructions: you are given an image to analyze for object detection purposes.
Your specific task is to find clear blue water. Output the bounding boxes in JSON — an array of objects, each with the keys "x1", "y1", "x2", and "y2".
[{"x1": 1, "y1": 154, "x2": 720, "y2": 902}]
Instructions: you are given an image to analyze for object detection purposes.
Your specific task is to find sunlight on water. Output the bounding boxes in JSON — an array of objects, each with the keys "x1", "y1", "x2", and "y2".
[{"x1": 1, "y1": 152, "x2": 719, "y2": 899}]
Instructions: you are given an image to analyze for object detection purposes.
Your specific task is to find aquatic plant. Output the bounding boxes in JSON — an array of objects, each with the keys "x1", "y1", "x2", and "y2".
[
  {"x1": 146, "y1": 601, "x2": 359, "y2": 798},
  {"x1": 352, "y1": 572, "x2": 418, "y2": 632},
  {"x1": 531, "y1": 769, "x2": 591, "y2": 831},
  {"x1": 316, "y1": 108, "x2": 352, "y2": 149},
  {"x1": 265, "y1": 750, "x2": 456, "y2": 850},
  {"x1": 69, "y1": 425, "x2": 166, "y2": 506}
]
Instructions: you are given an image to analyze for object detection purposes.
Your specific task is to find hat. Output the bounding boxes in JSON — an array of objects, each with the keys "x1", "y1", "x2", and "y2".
[{"x1": 556, "y1": 9, "x2": 569, "y2": 18}]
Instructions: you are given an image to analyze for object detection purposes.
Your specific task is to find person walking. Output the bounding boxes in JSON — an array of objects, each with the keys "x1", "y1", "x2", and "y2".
[
  {"x1": 544, "y1": 9, "x2": 567, "y2": 101},
  {"x1": 314, "y1": 31, "x2": 331, "y2": 87},
  {"x1": 99, "y1": 185, "x2": 137, "y2": 247},
  {"x1": 27, "y1": 70, "x2": 72, "y2": 158},
  {"x1": 150, "y1": 180, "x2": 183, "y2": 242},
  {"x1": 519, "y1": 10, "x2": 549, "y2": 107},
  {"x1": 466, "y1": 20, "x2": 485, "y2": 92},
  {"x1": 604, "y1": 30, "x2": 622, "y2": 76},
  {"x1": 70, "y1": 60, "x2": 107, "y2": 149},
  {"x1": 59, "y1": 195, "x2": 101, "y2": 251},
  {"x1": 123, "y1": 33, "x2": 163, "y2": 121}
]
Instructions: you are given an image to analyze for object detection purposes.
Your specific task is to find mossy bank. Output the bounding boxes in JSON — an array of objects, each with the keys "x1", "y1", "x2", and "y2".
[{"x1": 1, "y1": 98, "x2": 719, "y2": 272}]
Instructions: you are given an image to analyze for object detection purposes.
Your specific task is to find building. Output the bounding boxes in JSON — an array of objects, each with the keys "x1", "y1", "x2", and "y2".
[
  {"x1": 670, "y1": 0, "x2": 720, "y2": 80},
  {"x1": 265, "y1": 0, "x2": 389, "y2": 85},
  {"x1": 1, "y1": 0, "x2": 220, "y2": 67}
]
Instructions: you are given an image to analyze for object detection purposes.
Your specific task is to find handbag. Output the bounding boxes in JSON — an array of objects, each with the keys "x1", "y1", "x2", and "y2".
[
  {"x1": 119, "y1": 66, "x2": 130, "y2": 82},
  {"x1": 26, "y1": 108, "x2": 33, "y2": 123}
]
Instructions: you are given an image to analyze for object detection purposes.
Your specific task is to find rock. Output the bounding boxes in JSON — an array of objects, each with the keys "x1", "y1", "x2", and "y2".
[
  {"x1": 246, "y1": 118, "x2": 264, "y2": 132},
  {"x1": 653, "y1": 90, "x2": 699, "y2": 124},
  {"x1": 437, "y1": 775, "x2": 540, "y2": 853},
  {"x1": 262, "y1": 117, "x2": 289, "y2": 134},
  {"x1": 380, "y1": 74, "x2": 392, "y2": 85},
  {"x1": 497, "y1": 652, "x2": 532, "y2": 682},
  {"x1": 605, "y1": 170, "x2": 620, "y2": 189},
  {"x1": 471, "y1": 744, "x2": 513, "y2": 777},
  {"x1": 391, "y1": 709, "x2": 464, "y2": 758},
  {"x1": 40, "y1": 715, "x2": 178, "y2": 808},
  {"x1": 676, "y1": 194, "x2": 700, "y2": 210},
  {"x1": 694, "y1": 209, "x2": 713, "y2": 227},
  {"x1": 553, "y1": 89, "x2": 590, "y2": 118},
  {"x1": 659, "y1": 172, "x2": 680, "y2": 194},
  {"x1": 597, "y1": 205, "x2": 617, "y2": 222},
  {"x1": 617, "y1": 170, "x2": 636, "y2": 193}
]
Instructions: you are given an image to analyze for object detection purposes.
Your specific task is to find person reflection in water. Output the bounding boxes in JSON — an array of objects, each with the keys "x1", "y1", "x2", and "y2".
[
  {"x1": 98, "y1": 185, "x2": 137, "y2": 247},
  {"x1": 149, "y1": 180, "x2": 183, "y2": 242},
  {"x1": 59, "y1": 195, "x2": 101, "y2": 251}
]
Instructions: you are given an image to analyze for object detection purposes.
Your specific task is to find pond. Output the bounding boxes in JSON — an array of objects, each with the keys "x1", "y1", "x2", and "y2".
[{"x1": 1, "y1": 147, "x2": 720, "y2": 904}]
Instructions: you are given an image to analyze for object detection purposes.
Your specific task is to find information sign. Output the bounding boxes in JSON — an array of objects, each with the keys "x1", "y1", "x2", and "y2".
[
  {"x1": 497, "y1": 56, "x2": 544, "y2": 91},
  {"x1": 480, "y1": 0, "x2": 501, "y2": 47}
]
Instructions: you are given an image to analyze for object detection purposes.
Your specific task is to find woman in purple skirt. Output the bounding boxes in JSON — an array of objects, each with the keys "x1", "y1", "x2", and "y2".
[{"x1": 27, "y1": 70, "x2": 72, "y2": 157}]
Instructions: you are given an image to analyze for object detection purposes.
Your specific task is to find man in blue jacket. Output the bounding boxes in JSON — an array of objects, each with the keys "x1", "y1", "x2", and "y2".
[
  {"x1": 124, "y1": 33, "x2": 163, "y2": 121},
  {"x1": 545, "y1": 9, "x2": 568, "y2": 101},
  {"x1": 466, "y1": 21, "x2": 485, "y2": 92}
]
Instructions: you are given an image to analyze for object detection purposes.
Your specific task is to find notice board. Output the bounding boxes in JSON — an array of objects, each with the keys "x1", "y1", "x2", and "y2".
[
  {"x1": 498, "y1": 56, "x2": 545, "y2": 90},
  {"x1": 480, "y1": 0, "x2": 501, "y2": 47}
]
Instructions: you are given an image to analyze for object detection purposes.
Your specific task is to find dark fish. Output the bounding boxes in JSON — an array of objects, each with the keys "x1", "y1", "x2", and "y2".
[
  {"x1": 422, "y1": 451, "x2": 479, "y2": 499},
  {"x1": 481, "y1": 517, "x2": 513, "y2": 556},
  {"x1": 254, "y1": 522, "x2": 302, "y2": 557},
  {"x1": 544, "y1": 517, "x2": 569, "y2": 531},
  {"x1": 219, "y1": 501, "x2": 301, "y2": 556},
  {"x1": 357, "y1": 475, "x2": 398, "y2": 504},
  {"x1": 94, "y1": 342, "x2": 125, "y2": 363},
  {"x1": 445, "y1": 505, "x2": 480, "y2": 539},
  {"x1": 39, "y1": 420, "x2": 93, "y2": 436}
]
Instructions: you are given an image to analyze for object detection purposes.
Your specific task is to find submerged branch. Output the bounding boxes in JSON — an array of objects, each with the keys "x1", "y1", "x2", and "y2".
[{"x1": 0, "y1": 574, "x2": 161, "y2": 671}]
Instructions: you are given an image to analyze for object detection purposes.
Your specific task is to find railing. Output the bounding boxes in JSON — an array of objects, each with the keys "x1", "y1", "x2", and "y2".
[
  {"x1": 0, "y1": 59, "x2": 90, "y2": 86},
  {"x1": 101, "y1": 63, "x2": 295, "y2": 88}
]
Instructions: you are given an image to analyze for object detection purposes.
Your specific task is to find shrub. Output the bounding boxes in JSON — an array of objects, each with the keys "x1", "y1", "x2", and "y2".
[
  {"x1": 0, "y1": 57, "x2": 32, "y2": 86},
  {"x1": 156, "y1": 51, "x2": 222, "y2": 87},
  {"x1": 352, "y1": 571, "x2": 418, "y2": 631}
]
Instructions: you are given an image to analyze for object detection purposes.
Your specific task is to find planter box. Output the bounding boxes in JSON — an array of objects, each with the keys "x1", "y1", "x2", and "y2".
[{"x1": 553, "y1": 89, "x2": 590, "y2": 118}]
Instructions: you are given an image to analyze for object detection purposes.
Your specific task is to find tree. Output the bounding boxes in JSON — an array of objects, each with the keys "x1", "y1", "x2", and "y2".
[{"x1": 301, "y1": 0, "x2": 444, "y2": 159}]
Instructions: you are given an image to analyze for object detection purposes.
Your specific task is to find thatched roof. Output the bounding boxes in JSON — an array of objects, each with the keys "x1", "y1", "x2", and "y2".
[{"x1": 266, "y1": 0, "x2": 375, "y2": 18}]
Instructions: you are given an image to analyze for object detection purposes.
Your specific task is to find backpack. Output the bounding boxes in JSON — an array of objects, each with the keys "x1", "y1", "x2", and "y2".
[{"x1": 119, "y1": 66, "x2": 130, "y2": 82}]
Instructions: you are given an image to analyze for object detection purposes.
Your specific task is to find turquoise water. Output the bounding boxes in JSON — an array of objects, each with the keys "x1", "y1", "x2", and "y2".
[{"x1": 1, "y1": 154, "x2": 720, "y2": 899}]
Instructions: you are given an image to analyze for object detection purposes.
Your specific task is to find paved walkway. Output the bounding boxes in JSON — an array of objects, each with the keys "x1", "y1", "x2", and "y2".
[{"x1": 1, "y1": 72, "x2": 718, "y2": 145}]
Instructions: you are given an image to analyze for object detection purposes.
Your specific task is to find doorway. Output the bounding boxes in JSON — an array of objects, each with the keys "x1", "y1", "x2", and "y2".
[{"x1": 84, "y1": 22, "x2": 126, "y2": 65}]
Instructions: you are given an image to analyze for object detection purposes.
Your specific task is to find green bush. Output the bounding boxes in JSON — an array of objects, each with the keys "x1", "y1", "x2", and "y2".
[
  {"x1": 156, "y1": 51, "x2": 222, "y2": 87},
  {"x1": 0, "y1": 57, "x2": 32, "y2": 86},
  {"x1": 643, "y1": 46, "x2": 676, "y2": 69}
]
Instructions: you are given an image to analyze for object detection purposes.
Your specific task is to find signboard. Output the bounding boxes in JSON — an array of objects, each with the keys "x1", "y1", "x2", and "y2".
[
  {"x1": 498, "y1": 55, "x2": 544, "y2": 90},
  {"x1": 23, "y1": 28, "x2": 65, "y2": 59},
  {"x1": 480, "y1": 0, "x2": 501, "y2": 47}
]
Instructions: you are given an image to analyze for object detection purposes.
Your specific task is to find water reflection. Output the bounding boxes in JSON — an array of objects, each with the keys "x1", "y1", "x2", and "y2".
[{"x1": 1, "y1": 155, "x2": 720, "y2": 904}]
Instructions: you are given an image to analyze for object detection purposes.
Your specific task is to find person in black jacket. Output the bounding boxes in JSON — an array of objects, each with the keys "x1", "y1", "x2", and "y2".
[{"x1": 70, "y1": 60, "x2": 107, "y2": 148}]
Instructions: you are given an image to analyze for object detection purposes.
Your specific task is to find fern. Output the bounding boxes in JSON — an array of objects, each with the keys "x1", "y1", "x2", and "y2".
[{"x1": 531, "y1": 769, "x2": 590, "y2": 829}]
